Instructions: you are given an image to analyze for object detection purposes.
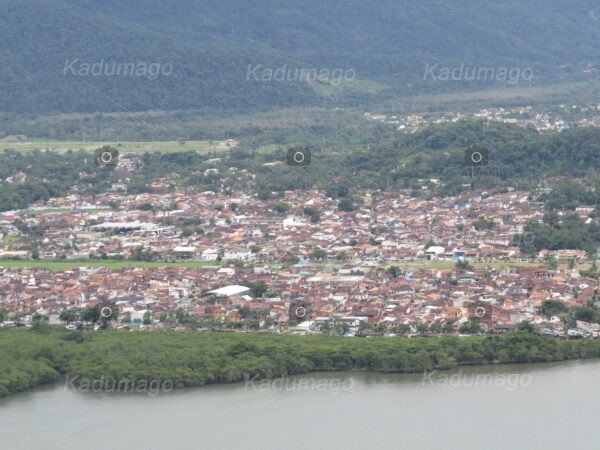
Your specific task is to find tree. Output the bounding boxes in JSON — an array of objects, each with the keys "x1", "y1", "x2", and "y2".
[
  {"x1": 32, "y1": 313, "x2": 48, "y2": 323},
  {"x1": 82, "y1": 306, "x2": 100, "y2": 323},
  {"x1": 310, "y1": 248, "x2": 327, "y2": 261},
  {"x1": 59, "y1": 309, "x2": 78, "y2": 324},
  {"x1": 245, "y1": 280, "x2": 268, "y2": 298},
  {"x1": 0, "y1": 308, "x2": 7, "y2": 322},
  {"x1": 459, "y1": 320, "x2": 483, "y2": 335},
  {"x1": 138, "y1": 203, "x2": 154, "y2": 212},
  {"x1": 320, "y1": 321, "x2": 331, "y2": 334},
  {"x1": 544, "y1": 254, "x2": 558, "y2": 270},
  {"x1": 572, "y1": 306, "x2": 599, "y2": 323},
  {"x1": 272, "y1": 202, "x2": 289, "y2": 214},
  {"x1": 130, "y1": 246, "x2": 157, "y2": 262},
  {"x1": 455, "y1": 260, "x2": 473, "y2": 271},
  {"x1": 517, "y1": 321, "x2": 535, "y2": 333},
  {"x1": 386, "y1": 265, "x2": 401, "y2": 278},
  {"x1": 415, "y1": 323, "x2": 429, "y2": 335},
  {"x1": 338, "y1": 198, "x2": 355, "y2": 212},
  {"x1": 31, "y1": 319, "x2": 52, "y2": 333},
  {"x1": 474, "y1": 216, "x2": 495, "y2": 231},
  {"x1": 441, "y1": 323, "x2": 455, "y2": 334},
  {"x1": 285, "y1": 255, "x2": 300, "y2": 266},
  {"x1": 540, "y1": 300, "x2": 568, "y2": 318},
  {"x1": 13, "y1": 219, "x2": 30, "y2": 235},
  {"x1": 303, "y1": 206, "x2": 321, "y2": 223},
  {"x1": 393, "y1": 324, "x2": 412, "y2": 335}
]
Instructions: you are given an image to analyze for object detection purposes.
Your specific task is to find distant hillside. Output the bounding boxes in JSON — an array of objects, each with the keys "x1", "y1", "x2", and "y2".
[{"x1": 1, "y1": 0, "x2": 599, "y2": 114}]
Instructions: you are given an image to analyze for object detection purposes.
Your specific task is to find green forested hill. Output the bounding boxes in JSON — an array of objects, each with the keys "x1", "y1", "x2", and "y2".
[{"x1": 1, "y1": 0, "x2": 599, "y2": 114}]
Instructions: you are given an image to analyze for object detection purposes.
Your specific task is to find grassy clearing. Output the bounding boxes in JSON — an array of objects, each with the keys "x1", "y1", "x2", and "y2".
[
  {"x1": 0, "y1": 139, "x2": 224, "y2": 155},
  {"x1": 307, "y1": 77, "x2": 388, "y2": 97},
  {"x1": 0, "y1": 259, "x2": 220, "y2": 271},
  {"x1": 0, "y1": 236, "x2": 20, "y2": 244},
  {"x1": 0, "y1": 257, "x2": 542, "y2": 272},
  {"x1": 293, "y1": 260, "x2": 542, "y2": 272},
  {"x1": 399, "y1": 261, "x2": 541, "y2": 270},
  {"x1": 17, "y1": 208, "x2": 113, "y2": 217}
]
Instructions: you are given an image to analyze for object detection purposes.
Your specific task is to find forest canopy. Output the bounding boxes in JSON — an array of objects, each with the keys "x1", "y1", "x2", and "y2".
[{"x1": 3, "y1": 328, "x2": 600, "y2": 398}]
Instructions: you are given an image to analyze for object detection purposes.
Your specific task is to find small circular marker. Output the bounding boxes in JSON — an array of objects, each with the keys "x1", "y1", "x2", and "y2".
[
  {"x1": 295, "y1": 306, "x2": 307, "y2": 318},
  {"x1": 474, "y1": 306, "x2": 486, "y2": 318},
  {"x1": 293, "y1": 152, "x2": 305, "y2": 163},
  {"x1": 471, "y1": 152, "x2": 483, "y2": 164},
  {"x1": 101, "y1": 152, "x2": 113, "y2": 163},
  {"x1": 100, "y1": 306, "x2": 112, "y2": 318}
]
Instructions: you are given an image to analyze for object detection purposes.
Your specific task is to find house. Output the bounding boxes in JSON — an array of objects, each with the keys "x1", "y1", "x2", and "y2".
[
  {"x1": 172, "y1": 246, "x2": 197, "y2": 259},
  {"x1": 203, "y1": 285, "x2": 251, "y2": 298},
  {"x1": 425, "y1": 246, "x2": 445, "y2": 260},
  {"x1": 201, "y1": 248, "x2": 219, "y2": 261}
]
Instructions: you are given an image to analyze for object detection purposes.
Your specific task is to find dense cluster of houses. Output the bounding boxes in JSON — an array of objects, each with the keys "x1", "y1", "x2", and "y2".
[
  {"x1": 0, "y1": 185, "x2": 597, "y2": 336},
  {"x1": 365, "y1": 103, "x2": 600, "y2": 133}
]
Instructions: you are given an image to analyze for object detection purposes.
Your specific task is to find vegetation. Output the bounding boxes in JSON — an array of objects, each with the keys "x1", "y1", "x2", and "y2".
[
  {"x1": 519, "y1": 213, "x2": 600, "y2": 255},
  {"x1": 1, "y1": 0, "x2": 599, "y2": 118},
  {"x1": 4, "y1": 328, "x2": 600, "y2": 398},
  {"x1": 0, "y1": 258, "x2": 220, "y2": 271},
  {"x1": 209, "y1": 121, "x2": 600, "y2": 200},
  {"x1": 0, "y1": 149, "x2": 107, "y2": 212},
  {"x1": 0, "y1": 140, "x2": 219, "y2": 155},
  {"x1": 4, "y1": 122, "x2": 600, "y2": 214},
  {"x1": 541, "y1": 300, "x2": 569, "y2": 318},
  {"x1": 542, "y1": 180, "x2": 600, "y2": 211},
  {"x1": 459, "y1": 320, "x2": 483, "y2": 335}
]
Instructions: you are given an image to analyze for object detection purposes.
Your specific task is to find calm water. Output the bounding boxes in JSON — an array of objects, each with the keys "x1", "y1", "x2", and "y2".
[{"x1": 1, "y1": 361, "x2": 599, "y2": 450}]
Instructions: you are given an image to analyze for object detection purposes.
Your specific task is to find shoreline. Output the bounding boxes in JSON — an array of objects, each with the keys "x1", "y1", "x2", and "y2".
[
  {"x1": 4, "y1": 328, "x2": 600, "y2": 399},
  {"x1": 3, "y1": 358, "x2": 598, "y2": 401}
]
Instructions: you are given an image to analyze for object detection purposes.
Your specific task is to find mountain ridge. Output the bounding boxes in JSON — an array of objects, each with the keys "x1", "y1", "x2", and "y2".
[{"x1": 1, "y1": 0, "x2": 599, "y2": 114}]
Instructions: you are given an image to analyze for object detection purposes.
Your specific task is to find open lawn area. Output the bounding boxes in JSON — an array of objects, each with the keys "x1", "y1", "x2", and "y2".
[
  {"x1": 398, "y1": 261, "x2": 542, "y2": 270},
  {"x1": 0, "y1": 139, "x2": 225, "y2": 155},
  {"x1": 17, "y1": 208, "x2": 113, "y2": 217},
  {"x1": 0, "y1": 259, "x2": 220, "y2": 271},
  {"x1": 0, "y1": 258, "x2": 544, "y2": 272}
]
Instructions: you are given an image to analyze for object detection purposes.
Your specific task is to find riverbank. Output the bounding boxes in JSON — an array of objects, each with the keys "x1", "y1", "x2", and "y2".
[
  {"x1": 4, "y1": 361, "x2": 599, "y2": 450},
  {"x1": 3, "y1": 328, "x2": 600, "y2": 398}
]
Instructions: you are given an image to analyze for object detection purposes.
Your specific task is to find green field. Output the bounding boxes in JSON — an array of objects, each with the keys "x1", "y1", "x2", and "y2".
[
  {"x1": 398, "y1": 261, "x2": 541, "y2": 270},
  {"x1": 313, "y1": 259, "x2": 542, "y2": 272},
  {"x1": 0, "y1": 257, "x2": 543, "y2": 272},
  {"x1": 0, "y1": 236, "x2": 20, "y2": 244},
  {"x1": 0, "y1": 258, "x2": 220, "y2": 271},
  {"x1": 0, "y1": 139, "x2": 225, "y2": 155},
  {"x1": 17, "y1": 208, "x2": 113, "y2": 217}
]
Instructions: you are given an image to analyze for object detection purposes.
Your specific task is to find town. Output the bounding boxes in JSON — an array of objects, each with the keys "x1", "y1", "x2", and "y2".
[
  {"x1": 365, "y1": 103, "x2": 600, "y2": 133},
  {"x1": 0, "y1": 183, "x2": 597, "y2": 338}
]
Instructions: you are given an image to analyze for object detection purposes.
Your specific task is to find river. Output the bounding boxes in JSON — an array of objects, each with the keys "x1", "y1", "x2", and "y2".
[{"x1": 1, "y1": 360, "x2": 599, "y2": 450}]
